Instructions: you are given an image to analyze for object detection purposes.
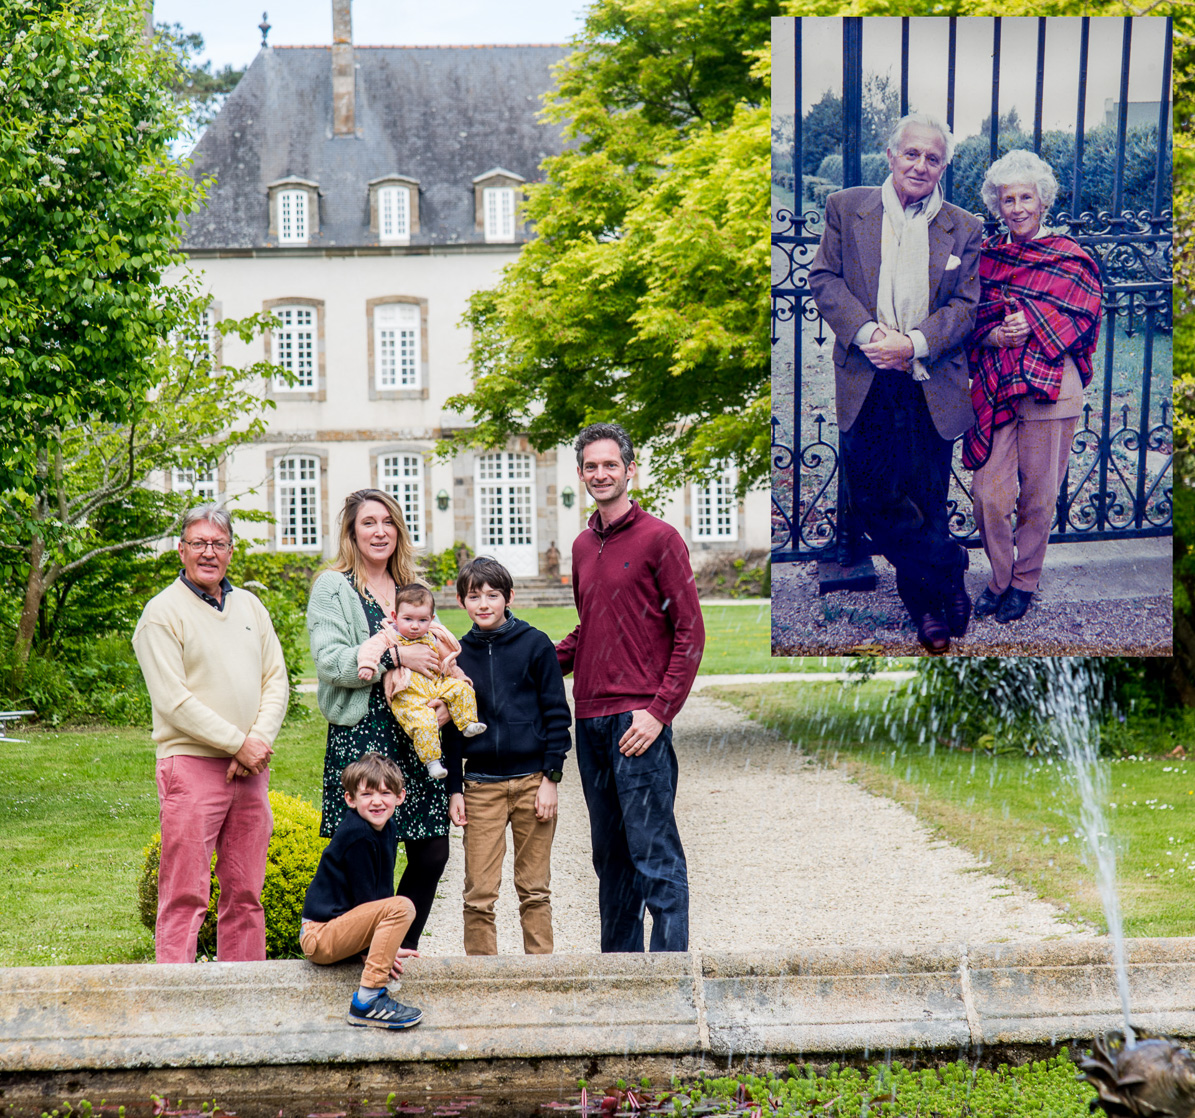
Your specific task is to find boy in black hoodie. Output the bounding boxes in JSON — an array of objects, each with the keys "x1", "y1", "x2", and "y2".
[{"x1": 445, "y1": 557, "x2": 572, "y2": 955}]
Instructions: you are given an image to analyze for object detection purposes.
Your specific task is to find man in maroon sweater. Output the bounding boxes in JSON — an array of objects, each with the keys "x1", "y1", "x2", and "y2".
[{"x1": 556, "y1": 423, "x2": 705, "y2": 952}]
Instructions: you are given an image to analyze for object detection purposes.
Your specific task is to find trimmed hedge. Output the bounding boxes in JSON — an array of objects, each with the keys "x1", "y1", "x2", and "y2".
[{"x1": 138, "y1": 790, "x2": 328, "y2": 959}]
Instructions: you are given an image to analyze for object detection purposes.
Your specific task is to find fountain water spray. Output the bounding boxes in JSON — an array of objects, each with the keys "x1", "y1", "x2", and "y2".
[{"x1": 1038, "y1": 658, "x2": 1134, "y2": 1044}]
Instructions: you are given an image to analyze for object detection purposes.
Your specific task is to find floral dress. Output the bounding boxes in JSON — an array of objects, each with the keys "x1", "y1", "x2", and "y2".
[{"x1": 318, "y1": 579, "x2": 449, "y2": 841}]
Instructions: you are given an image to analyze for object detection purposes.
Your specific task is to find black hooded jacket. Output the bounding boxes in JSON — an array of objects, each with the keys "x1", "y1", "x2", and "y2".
[{"x1": 443, "y1": 614, "x2": 572, "y2": 796}]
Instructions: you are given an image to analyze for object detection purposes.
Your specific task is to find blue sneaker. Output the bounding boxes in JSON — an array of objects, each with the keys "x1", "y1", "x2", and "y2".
[{"x1": 347, "y1": 988, "x2": 423, "y2": 1029}]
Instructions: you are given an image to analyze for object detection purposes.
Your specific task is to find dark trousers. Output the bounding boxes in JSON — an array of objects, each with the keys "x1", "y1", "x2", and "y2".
[
  {"x1": 574, "y1": 714, "x2": 689, "y2": 953},
  {"x1": 839, "y1": 373, "x2": 965, "y2": 616}
]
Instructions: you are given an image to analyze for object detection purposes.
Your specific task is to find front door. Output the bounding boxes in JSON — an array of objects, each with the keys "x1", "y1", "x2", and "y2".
[{"x1": 475, "y1": 452, "x2": 537, "y2": 576}]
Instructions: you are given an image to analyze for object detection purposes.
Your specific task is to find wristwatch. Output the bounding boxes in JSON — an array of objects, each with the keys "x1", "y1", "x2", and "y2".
[{"x1": 543, "y1": 769, "x2": 564, "y2": 783}]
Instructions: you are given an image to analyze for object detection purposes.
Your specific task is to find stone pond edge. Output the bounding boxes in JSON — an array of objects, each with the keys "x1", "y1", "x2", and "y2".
[{"x1": 1, "y1": 938, "x2": 1193, "y2": 1072}]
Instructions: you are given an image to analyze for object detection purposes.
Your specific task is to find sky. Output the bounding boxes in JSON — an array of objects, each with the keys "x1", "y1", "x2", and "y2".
[
  {"x1": 150, "y1": 0, "x2": 590, "y2": 70},
  {"x1": 773, "y1": 17, "x2": 1171, "y2": 140}
]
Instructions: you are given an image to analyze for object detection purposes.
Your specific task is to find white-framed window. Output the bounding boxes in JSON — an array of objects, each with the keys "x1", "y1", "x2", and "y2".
[
  {"x1": 278, "y1": 189, "x2": 308, "y2": 245},
  {"x1": 477, "y1": 452, "x2": 533, "y2": 549},
  {"x1": 381, "y1": 453, "x2": 424, "y2": 546},
  {"x1": 173, "y1": 465, "x2": 218, "y2": 503},
  {"x1": 273, "y1": 306, "x2": 316, "y2": 390},
  {"x1": 276, "y1": 455, "x2": 320, "y2": 550},
  {"x1": 378, "y1": 186, "x2": 410, "y2": 243},
  {"x1": 484, "y1": 187, "x2": 516, "y2": 243},
  {"x1": 374, "y1": 303, "x2": 420, "y2": 390},
  {"x1": 693, "y1": 467, "x2": 738, "y2": 541}
]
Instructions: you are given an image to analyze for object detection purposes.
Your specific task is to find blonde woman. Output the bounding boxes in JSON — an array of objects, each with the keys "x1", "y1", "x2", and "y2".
[{"x1": 306, "y1": 488, "x2": 449, "y2": 950}]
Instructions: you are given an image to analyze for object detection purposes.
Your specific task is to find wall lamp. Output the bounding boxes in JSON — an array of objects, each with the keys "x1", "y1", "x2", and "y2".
[
  {"x1": 436, "y1": 489, "x2": 450, "y2": 511},
  {"x1": 561, "y1": 486, "x2": 575, "y2": 509}
]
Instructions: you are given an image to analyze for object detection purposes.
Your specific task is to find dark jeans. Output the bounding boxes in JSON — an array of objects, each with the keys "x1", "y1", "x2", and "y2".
[
  {"x1": 839, "y1": 372, "x2": 965, "y2": 615},
  {"x1": 574, "y1": 713, "x2": 689, "y2": 953}
]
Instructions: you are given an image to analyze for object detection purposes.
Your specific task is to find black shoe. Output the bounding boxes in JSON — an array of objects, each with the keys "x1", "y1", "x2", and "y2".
[
  {"x1": 943, "y1": 570, "x2": 971, "y2": 638},
  {"x1": 973, "y1": 587, "x2": 1005, "y2": 619},
  {"x1": 995, "y1": 588, "x2": 1033, "y2": 624},
  {"x1": 915, "y1": 612, "x2": 951, "y2": 654}
]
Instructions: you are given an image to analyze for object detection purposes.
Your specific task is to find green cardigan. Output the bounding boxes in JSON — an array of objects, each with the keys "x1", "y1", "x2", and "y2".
[{"x1": 306, "y1": 570, "x2": 385, "y2": 726}]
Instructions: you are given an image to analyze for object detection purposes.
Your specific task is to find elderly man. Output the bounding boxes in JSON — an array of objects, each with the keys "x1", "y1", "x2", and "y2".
[
  {"x1": 556, "y1": 422, "x2": 705, "y2": 952},
  {"x1": 133, "y1": 505, "x2": 288, "y2": 963},
  {"x1": 809, "y1": 112, "x2": 983, "y2": 653}
]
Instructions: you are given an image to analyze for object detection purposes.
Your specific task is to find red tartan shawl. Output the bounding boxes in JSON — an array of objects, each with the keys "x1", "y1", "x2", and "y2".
[{"x1": 961, "y1": 234, "x2": 1103, "y2": 470}]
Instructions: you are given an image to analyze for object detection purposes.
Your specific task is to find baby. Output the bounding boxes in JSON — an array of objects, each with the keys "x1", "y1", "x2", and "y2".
[{"x1": 357, "y1": 584, "x2": 485, "y2": 779}]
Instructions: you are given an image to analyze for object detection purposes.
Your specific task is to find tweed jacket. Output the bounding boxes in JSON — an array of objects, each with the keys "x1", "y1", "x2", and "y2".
[{"x1": 808, "y1": 185, "x2": 984, "y2": 439}]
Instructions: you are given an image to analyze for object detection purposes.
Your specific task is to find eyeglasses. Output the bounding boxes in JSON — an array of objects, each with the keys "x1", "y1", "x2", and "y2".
[{"x1": 182, "y1": 539, "x2": 231, "y2": 553}]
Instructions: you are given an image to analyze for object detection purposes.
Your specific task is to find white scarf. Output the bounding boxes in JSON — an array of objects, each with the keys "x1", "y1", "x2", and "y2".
[{"x1": 876, "y1": 175, "x2": 942, "y2": 382}]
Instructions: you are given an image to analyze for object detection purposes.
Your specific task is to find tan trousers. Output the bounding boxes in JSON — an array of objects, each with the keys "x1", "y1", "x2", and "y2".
[
  {"x1": 462, "y1": 774, "x2": 556, "y2": 955},
  {"x1": 300, "y1": 895, "x2": 415, "y2": 988},
  {"x1": 972, "y1": 412, "x2": 1078, "y2": 595}
]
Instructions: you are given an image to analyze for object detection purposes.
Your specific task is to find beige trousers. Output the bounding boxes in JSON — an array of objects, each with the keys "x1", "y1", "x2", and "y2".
[
  {"x1": 461, "y1": 774, "x2": 556, "y2": 955},
  {"x1": 300, "y1": 894, "x2": 415, "y2": 988},
  {"x1": 972, "y1": 412, "x2": 1078, "y2": 595}
]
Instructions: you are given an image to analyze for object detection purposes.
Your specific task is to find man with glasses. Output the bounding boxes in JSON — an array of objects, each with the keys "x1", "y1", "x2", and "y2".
[{"x1": 133, "y1": 505, "x2": 288, "y2": 963}]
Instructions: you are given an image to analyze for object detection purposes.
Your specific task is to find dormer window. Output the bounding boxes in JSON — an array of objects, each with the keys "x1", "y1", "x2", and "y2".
[
  {"x1": 279, "y1": 190, "x2": 307, "y2": 244},
  {"x1": 379, "y1": 187, "x2": 408, "y2": 241},
  {"x1": 267, "y1": 178, "x2": 320, "y2": 246},
  {"x1": 473, "y1": 169, "x2": 525, "y2": 244},
  {"x1": 485, "y1": 188, "x2": 515, "y2": 242},
  {"x1": 369, "y1": 175, "x2": 419, "y2": 245}
]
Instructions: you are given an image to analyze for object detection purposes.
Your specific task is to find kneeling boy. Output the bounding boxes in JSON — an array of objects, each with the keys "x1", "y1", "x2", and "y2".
[
  {"x1": 300, "y1": 753, "x2": 423, "y2": 1029},
  {"x1": 446, "y1": 557, "x2": 572, "y2": 954}
]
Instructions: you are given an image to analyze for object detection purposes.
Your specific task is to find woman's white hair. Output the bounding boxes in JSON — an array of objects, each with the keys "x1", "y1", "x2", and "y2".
[
  {"x1": 886, "y1": 112, "x2": 956, "y2": 165},
  {"x1": 980, "y1": 149, "x2": 1059, "y2": 217}
]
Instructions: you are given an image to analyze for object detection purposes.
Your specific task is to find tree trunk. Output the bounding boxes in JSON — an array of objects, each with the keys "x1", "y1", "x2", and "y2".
[{"x1": 14, "y1": 534, "x2": 47, "y2": 665}]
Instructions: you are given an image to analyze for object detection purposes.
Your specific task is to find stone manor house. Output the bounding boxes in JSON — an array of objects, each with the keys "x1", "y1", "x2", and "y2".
[{"x1": 173, "y1": 1, "x2": 766, "y2": 578}]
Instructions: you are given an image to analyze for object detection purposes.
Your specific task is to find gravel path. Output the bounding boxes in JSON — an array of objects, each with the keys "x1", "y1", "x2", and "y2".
[
  {"x1": 771, "y1": 544, "x2": 1173, "y2": 658},
  {"x1": 418, "y1": 688, "x2": 1092, "y2": 956}
]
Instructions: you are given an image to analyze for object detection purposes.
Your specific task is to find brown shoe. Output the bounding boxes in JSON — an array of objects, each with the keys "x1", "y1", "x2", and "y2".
[{"x1": 916, "y1": 612, "x2": 951, "y2": 654}]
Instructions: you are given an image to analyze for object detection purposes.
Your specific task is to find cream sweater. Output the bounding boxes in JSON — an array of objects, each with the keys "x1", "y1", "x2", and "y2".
[{"x1": 133, "y1": 578, "x2": 289, "y2": 760}]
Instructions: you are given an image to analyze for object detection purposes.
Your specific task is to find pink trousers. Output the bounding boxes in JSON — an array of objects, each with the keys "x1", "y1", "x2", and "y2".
[{"x1": 155, "y1": 755, "x2": 273, "y2": 963}]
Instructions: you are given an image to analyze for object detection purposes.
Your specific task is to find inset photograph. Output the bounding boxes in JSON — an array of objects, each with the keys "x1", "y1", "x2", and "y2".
[{"x1": 770, "y1": 16, "x2": 1173, "y2": 656}]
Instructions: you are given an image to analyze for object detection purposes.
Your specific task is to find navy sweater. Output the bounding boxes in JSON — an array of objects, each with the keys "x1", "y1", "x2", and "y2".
[
  {"x1": 444, "y1": 615, "x2": 572, "y2": 796},
  {"x1": 302, "y1": 809, "x2": 397, "y2": 922}
]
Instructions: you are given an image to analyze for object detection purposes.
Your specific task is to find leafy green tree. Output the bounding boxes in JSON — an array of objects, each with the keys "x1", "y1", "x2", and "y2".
[
  {"x1": 802, "y1": 89, "x2": 842, "y2": 175},
  {"x1": 448, "y1": 0, "x2": 777, "y2": 494},
  {"x1": 1, "y1": 302, "x2": 281, "y2": 662},
  {"x1": 154, "y1": 22, "x2": 245, "y2": 138},
  {"x1": 0, "y1": 0, "x2": 201, "y2": 497}
]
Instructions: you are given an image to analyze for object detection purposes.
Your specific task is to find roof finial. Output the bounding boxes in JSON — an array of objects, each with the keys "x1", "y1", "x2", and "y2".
[{"x1": 259, "y1": 11, "x2": 271, "y2": 48}]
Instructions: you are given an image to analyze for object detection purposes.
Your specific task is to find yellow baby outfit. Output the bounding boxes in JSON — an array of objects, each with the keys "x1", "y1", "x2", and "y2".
[{"x1": 389, "y1": 633, "x2": 479, "y2": 765}]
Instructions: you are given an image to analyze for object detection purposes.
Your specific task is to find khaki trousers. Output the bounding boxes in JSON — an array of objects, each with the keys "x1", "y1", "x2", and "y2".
[
  {"x1": 300, "y1": 895, "x2": 415, "y2": 988},
  {"x1": 462, "y1": 775, "x2": 556, "y2": 955},
  {"x1": 972, "y1": 412, "x2": 1078, "y2": 594}
]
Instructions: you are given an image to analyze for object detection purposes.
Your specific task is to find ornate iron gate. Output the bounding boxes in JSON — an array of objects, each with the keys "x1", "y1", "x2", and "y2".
[{"x1": 771, "y1": 16, "x2": 1173, "y2": 563}]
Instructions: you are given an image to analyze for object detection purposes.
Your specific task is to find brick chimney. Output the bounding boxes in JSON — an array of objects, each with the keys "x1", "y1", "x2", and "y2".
[{"x1": 331, "y1": 0, "x2": 354, "y2": 136}]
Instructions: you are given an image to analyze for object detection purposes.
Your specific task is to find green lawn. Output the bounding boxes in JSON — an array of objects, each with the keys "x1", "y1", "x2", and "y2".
[
  {"x1": 299, "y1": 602, "x2": 895, "y2": 679},
  {"x1": 713, "y1": 678, "x2": 1195, "y2": 940},
  {"x1": 3, "y1": 675, "x2": 1190, "y2": 965},
  {"x1": 0, "y1": 701, "x2": 332, "y2": 967}
]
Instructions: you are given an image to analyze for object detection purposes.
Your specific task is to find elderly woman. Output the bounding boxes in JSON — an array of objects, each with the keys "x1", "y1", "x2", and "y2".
[
  {"x1": 962, "y1": 150, "x2": 1103, "y2": 624},
  {"x1": 306, "y1": 488, "x2": 449, "y2": 950}
]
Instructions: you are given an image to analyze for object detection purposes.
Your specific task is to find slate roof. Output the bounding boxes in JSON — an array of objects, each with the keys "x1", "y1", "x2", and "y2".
[{"x1": 183, "y1": 44, "x2": 568, "y2": 250}]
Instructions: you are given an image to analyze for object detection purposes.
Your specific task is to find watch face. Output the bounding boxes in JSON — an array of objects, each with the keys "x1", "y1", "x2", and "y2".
[{"x1": 546, "y1": 769, "x2": 564, "y2": 783}]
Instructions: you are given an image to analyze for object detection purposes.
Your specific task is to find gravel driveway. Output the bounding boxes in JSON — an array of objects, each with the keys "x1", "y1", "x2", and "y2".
[{"x1": 418, "y1": 687, "x2": 1091, "y2": 956}]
